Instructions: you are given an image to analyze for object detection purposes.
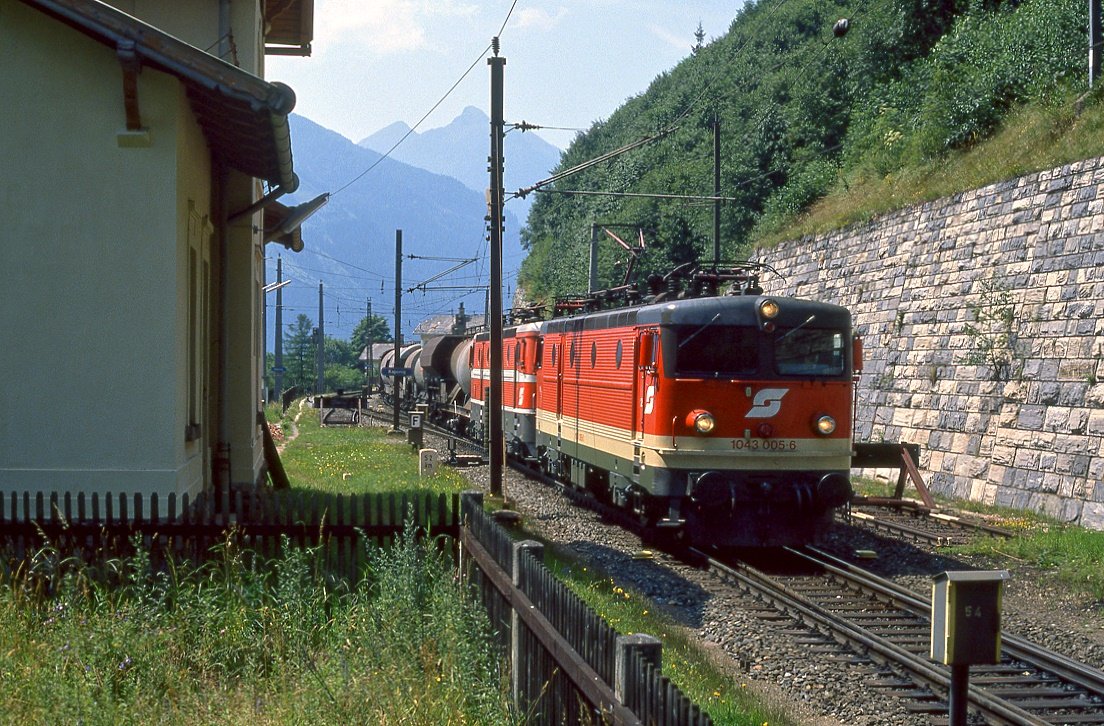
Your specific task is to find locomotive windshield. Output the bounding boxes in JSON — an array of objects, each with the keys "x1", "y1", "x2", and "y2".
[
  {"x1": 774, "y1": 327, "x2": 846, "y2": 376},
  {"x1": 672, "y1": 325, "x2": 758, "y2": 376}
]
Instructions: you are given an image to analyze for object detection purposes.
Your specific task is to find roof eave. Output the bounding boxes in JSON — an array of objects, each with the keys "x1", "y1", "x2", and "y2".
[{"x1": 20, "y1": 0, "x2": 297, "y2": 190}]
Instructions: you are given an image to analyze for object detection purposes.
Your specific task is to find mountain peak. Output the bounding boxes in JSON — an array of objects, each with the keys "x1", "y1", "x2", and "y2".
[
  {"x1": 358, "y1": 120, "x2": 414, "y2": 151},
  {"x1": 351, "y1": 107, "x2": 562, "y2": 220},
  {"x1": 457, "y1": 105, "x2": 487, "y2": 121}
]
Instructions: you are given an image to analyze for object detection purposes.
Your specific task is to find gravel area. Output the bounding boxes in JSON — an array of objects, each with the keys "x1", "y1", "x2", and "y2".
[{"x1": 443, "y1": 446, "x2": 1104, "y2": 726}]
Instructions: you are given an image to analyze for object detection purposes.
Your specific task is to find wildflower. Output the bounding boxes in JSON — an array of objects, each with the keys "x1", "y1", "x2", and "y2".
[{"x1": 118, "y1": 656, "x2": 132, "y2": 671}]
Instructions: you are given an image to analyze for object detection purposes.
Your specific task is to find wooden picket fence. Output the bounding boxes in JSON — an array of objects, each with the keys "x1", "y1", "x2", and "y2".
[
  {"x1": 0, "y1": 487, "x2": 713, "y2": 723},
  {"x1": 460, "y1": 492, "x2": 713, "y2": 725},
  {"x1": 0, "y1": 487, "x2": 460, "y2": 581}
]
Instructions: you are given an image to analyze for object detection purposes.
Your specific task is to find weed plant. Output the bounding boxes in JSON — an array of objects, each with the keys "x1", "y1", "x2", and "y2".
[
  {"x1": 948, "y1": 524, "x2": 1104, "y2": 603},
  {"x1": 264, "y1": 401, "x2": 291, "y2": 437},
  {"x1": 0, "y1": 527, "x2": 514, "y2": 725}
]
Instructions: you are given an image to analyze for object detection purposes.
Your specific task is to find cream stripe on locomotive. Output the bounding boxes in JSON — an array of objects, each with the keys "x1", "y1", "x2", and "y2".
[
  {"x1": 470, "y1": 369, "x2": 537, "y2": 384},
  {"x1": 471, "y1": 395, "x2": 535, "y2": 412},
  {"x1": 471, "y1": 369, "x2": 538, "y2": 413},
  {"x1": 537, "y1": 410, "x2": 850, "y2": 471}
]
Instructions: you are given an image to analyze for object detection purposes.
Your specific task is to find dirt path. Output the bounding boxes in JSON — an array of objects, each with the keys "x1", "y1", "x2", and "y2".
[{"x1": 274, "y1": 397, "x2": 309, "y2": 454}]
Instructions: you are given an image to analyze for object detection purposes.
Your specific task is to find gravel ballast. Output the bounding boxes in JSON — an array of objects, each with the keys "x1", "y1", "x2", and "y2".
[{"x1": 450, "y1": 449, "x2": 1104, "y2": 725}]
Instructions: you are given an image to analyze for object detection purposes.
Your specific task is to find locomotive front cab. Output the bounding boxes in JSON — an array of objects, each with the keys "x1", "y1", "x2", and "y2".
[{"x1": 639, "y1": 296, "x2": 856, "y2": 547}]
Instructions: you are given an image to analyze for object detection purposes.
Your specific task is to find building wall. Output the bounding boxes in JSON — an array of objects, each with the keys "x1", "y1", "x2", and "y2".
[
  {"x1": 106, "y1": 0, "x2": 270, "y2": 489},
  {"x1": 0, "y1": 0, "x2": 213, "y2": 499},
  {"x1": 224, "y1": 176, "x2": 267, "y2": 487},
  {"x1": 118, "y1": 0, "x2": 263, "y2": 73},
  {"x1": 752, "y1": 158, "x2": 1104, "y2": 530}
]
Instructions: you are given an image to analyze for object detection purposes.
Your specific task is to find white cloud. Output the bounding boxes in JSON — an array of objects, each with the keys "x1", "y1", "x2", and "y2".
[
  {"x1": 649, "y1": 23, "x2": 690, "y2": 51},
  {"x1": 515, "y1": 7, "x2": 567, "y2": 31},
  {"x1": 311, "y1": 0, "x2": 480, "y2": 54}
]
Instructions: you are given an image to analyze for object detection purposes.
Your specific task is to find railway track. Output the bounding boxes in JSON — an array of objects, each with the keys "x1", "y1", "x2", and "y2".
[
  {"x1": 352, "y1": 396, "x2": 1104, "y2": 723},
  {"x1": 845, "y1": 502, "x2": 1018, "y2": 547},
  {"x1": 700, "y1": 545, "x2": 1104, "y2": 725}
]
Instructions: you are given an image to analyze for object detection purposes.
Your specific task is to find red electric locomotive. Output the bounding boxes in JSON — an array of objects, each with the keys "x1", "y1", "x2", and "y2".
[
  {"x1": 468, "y1": 323, "x2": 541, "y2": 459},
  {"x1": 421, "y1": 269, "x2": 859, "y2": 547},
  {"x1": 532, "y1": 294, "x2": 855, "y2": 547}
]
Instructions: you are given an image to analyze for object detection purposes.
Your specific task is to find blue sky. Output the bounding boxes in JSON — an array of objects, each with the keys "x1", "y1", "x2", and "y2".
[{"x1": 268, "y1": 1, "x2": 749, "y2": 149}]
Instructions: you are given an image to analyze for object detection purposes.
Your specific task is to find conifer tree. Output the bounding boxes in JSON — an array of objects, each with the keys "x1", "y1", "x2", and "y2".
[{"x1": 692, "y1": 21, "x2": 705, "y2": 54}]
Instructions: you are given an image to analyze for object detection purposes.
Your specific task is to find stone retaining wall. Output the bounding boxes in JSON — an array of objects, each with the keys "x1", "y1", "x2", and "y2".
[{"x1": 753, "y1": 157, "x2": 1104, "y2": 529}]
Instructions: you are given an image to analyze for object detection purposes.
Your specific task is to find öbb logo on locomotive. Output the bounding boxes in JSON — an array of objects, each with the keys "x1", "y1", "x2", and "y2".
[
  {"x1": 384, "y1": 273, "x2": 859, "y2": 548},
  {"x1": 745, "y1": 388, "x2": 789, "y2": 419}
]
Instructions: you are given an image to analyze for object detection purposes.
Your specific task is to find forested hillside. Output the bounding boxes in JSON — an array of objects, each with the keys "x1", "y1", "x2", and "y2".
[{"x1": 519, "y1": 0, "x2": 1089, "y2": 302}]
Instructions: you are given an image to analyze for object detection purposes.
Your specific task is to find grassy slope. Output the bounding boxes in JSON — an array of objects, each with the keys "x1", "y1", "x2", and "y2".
[{"x1": 756, "y1": 89, "x2": 1104, "y2": 246}]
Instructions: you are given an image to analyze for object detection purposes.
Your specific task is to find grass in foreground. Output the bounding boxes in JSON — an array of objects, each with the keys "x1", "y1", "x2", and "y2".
[
  {"x1": 267, "y1": 402, "x2": 796, "y2": 723},
  {"x1": 0, "y1": 529, "x2": 513, "y2": 725}
]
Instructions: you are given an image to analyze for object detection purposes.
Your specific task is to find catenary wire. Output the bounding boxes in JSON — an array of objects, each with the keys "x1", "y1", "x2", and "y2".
[{"x1": 330, "y1": 0, "x2": 521, "y2": 198}]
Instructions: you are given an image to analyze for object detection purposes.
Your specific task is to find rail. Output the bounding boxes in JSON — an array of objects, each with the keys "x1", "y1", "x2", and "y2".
[{"x1": 701, "y1": 544, "x2": 1104, "y2": 724}]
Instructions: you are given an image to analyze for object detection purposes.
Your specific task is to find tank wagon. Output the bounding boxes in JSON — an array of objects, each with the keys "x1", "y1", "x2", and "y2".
[{"x1": 401, "y1": 264, "x2": 860, "y2": 547}]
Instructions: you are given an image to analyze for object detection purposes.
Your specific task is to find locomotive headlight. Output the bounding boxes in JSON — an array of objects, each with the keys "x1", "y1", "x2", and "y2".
[
  {"x1": 758, "y1": 299, "x2": 780, "y2": 319},
  {"x1": 814, "y1": 415, "x2": 837, "y2": 435},
  {"x1": 686, "y1": 410, "x2": 716, "y2": 434}
]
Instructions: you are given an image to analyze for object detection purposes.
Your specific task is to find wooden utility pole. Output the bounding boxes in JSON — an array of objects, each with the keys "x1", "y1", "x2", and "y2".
[
  {"x1": 488, "y1": 38, "x2": 506, "y2": 497},
  {"x1": 315, "y1": 281, "x2": 324, "y2": 395},
  {"x1": 391, "y1": 229, "x2": 403, "y2": 433},
  {"x1": 588, "y1": 223, "x2": 600, "y2": 294},
  {"x1": 274, "y1": 256, "x2": 284, "y2": 400},
  {"x1": 365, "y1": 297, "x2": 374, "y2": 393},
  {"x1": 713, "y1": 116, "x2": 721, "y2": 266}
]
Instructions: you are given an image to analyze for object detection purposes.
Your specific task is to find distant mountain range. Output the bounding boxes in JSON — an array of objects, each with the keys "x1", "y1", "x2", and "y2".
[
  {"x1": 358, "y1": 106, "x2": 563, "y2": 221},
  {"x1": 266, "y1": 113, "x2": 527, "y2": 348}
]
